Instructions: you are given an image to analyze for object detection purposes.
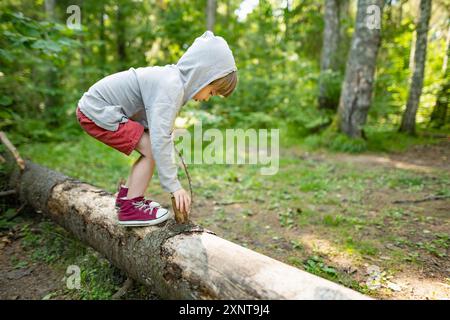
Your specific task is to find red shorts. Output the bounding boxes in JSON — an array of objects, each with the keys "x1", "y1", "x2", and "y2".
[{"x1": 76, "y1": 106, "x2": 144, "y2": 156}]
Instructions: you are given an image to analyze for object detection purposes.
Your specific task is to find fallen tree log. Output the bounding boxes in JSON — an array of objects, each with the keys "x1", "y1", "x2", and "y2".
[{"x1": 5, "y1": 156, "x2": 370, "y2": 300}]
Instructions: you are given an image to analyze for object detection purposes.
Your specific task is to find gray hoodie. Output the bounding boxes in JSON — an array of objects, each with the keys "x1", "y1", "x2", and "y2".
[{"x1": 78, "y1": 31, "x2": 237, "y2": 193}]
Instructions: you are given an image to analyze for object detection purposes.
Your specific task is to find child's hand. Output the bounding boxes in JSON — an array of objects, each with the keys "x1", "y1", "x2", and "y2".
[{"x1": 172, "y1": 188, "x2": 191, "y2": 214}]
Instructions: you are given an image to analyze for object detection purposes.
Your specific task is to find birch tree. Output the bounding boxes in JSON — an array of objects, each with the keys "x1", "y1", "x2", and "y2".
[
  {"x1": 399, "y1": 0, "x2": 432, "y2": 135},
  {"x1": 337, "y1": 0, "x2": 384, "y2": 138}
]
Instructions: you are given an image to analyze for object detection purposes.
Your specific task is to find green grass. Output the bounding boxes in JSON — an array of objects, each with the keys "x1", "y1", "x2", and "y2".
[
  {"x1": 16, "y1": 134, "x2": 142, "y2": 194},
  {"x1": 12, "y1": 216, "x2": 155, "y2": 300},
  {"x1": 18, "y1": 218, "x2": 124, "y2": 299},
  {"x1": 298, "y1": 254, "x2": 369, "y2": 293},
  {"x1": 298, "y1": 127, "x2": 443, "y2": 154},
  {"x1": 345, "y1": 239, "x2": 379, "y2": 256}
]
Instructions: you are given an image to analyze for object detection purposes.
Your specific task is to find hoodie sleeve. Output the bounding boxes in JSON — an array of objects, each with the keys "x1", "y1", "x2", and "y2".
[{"x1": 145, "y1": 102, "x2": 182, "y2": 193}]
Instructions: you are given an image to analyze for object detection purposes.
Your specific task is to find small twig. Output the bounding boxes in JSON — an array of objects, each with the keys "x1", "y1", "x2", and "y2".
[
  {"x1": 111, "y1": 277, "x2": 133, "y2": 300},
  {"x1": 172, "y1": 143, "x2": 193, "y2": 224},
  {"x1": 7, "y1": 203, "x2": 26, "y2": 221},
  {"x1": 0, "y1": 131, "x2": 25, "y2": 171},
  {"x1": 0, "y1": 154, "x2": 5, "y2": 163},
  {"x1": 393, "y1": 195, "x2": 450, "y2": 204},
  {"x1": 174, "y1": 145, "x2": 193, "y2": 207},
  {"x1": 0, "y1": 190, "x2": 16, "y2": 197},
  {"x1": 214, "y1": 200, "x2": 247, "y2": 206}
]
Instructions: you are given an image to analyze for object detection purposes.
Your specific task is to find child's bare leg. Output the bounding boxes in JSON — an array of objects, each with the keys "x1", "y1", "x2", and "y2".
[{"x1": 126, "y1": 132, "x2": 156, "y2": 199}]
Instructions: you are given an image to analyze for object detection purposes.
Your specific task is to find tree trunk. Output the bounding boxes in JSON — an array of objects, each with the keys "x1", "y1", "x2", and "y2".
[
  {"x1": 337, "y1": 0, "x2": 384, "y2": 138},
  {"x1": 4, "y1": 157, "x2": 369, "y2": 300},
  {"x1": 99, "y1": 4, "x2": 107, "y2": 72},
  {"x1": 44, "y1": 0, "x2": 56, "y2": 20},
  {"x1": 399, "y1": 0, "x2": 432, "y2": 135},
  {"x1": 338, "y1": 0, "x2": 351, "y2": 70},
  {"x1": 429, "y1": 77, "x2": 449, "y2": 128},
  {"x1": 318, "y1": 0, "x2": 340, "y2": 110},
  {"x1": 206, "y1": 0, "x2": 217, "y2": 32},
  {"x1": 284, "y1": 0, "x2": 291, "y2": 41},
  {"x1": 116, "y1": 3, "x2": 127, "y2": 69},
  {"x1": 44, "y1": 0, "x2": 60, "y2": 126}
]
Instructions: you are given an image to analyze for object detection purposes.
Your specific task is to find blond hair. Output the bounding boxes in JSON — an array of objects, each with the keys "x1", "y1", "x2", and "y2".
[{"x1": 210, "y1": 71, "x2": 238, "y2": 98}]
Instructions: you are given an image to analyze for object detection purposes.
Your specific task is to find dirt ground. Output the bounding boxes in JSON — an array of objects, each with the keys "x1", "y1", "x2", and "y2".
[
  {"x1": 0, "y1": 215, "x2": 160, "y2": 300},
  {"x1": 328, "y1": 139, "x2": 449, "y2": 299},
  {"x1": 193, "y1": 138, "x2": 450, "y2": 300},
  {"x1": 0, "y1": 139, "x2": 449, "y2": 300},
  {"x1": 0, "y1": 233, "x2": 64, "y2": 300}
]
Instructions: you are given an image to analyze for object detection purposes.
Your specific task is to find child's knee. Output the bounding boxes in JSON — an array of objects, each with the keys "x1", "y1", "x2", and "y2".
[{"x1": 135, "y1": 132, "x2": 152, "y2": 158}]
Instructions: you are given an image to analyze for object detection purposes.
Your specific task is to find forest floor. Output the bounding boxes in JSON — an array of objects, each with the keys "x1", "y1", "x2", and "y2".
[
  {"x1": 191, "y1": 137, "x2": 450, "y2": 300},
  {"x1": 0, "y1": 135, "x2": 449, "y2": 300}
]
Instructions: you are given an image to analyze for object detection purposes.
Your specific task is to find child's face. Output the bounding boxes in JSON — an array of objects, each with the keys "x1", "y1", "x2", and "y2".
[{"x1": 193, "y1": 85, "x2": 217, "y2": 102}]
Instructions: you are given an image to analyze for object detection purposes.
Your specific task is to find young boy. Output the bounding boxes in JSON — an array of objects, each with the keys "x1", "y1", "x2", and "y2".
[{"x1": 76, "y1": 31, "x2": 237, "y2": 226}]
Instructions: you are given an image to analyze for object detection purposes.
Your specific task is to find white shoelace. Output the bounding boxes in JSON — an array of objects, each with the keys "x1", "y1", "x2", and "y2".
[{"x1": 133, "y1": 200, "x2": 156, "y2": 214}]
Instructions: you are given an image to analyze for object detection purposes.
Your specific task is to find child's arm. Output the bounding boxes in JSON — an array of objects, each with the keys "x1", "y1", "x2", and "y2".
[
  {"x1": 146, "y1": 102, "x2": 191, "y2": 213},
  {"x1": 146, "y1": 102, "x2": 181, "y2": 193}
]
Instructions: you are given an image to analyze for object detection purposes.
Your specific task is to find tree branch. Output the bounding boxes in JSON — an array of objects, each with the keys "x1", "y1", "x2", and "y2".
[{"x1": 0, "y1": 131, "x2": 25, "y2": 171}]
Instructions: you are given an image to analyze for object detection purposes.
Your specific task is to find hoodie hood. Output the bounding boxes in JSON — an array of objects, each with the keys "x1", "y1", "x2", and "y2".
[{"x1": 176, "y1": 31, "x2": 237, "y2": 105}]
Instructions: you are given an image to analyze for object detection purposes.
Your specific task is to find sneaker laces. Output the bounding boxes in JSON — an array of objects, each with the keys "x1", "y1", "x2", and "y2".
[
  {"x1": 133, "y1": 200, "x2": 156, "y2": 215},
  {"x1": 145, "y1": 199, "x2": 161, "y2": 208}
]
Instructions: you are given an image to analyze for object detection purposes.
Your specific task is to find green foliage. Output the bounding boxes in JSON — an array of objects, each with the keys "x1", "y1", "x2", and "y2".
[
  {"x1": 0, "y1": 8, "x2": 80, "y2": 137},
  {"x1": 317, "y1": 69, "x2": 344, "y2": 108},
  {"x1": 18, "y1": 218, "x2": 131, "y2": 299},
  {"x1": 371, "y1": 2, "x2": 449, "y2": 128},
  {"x1": 20, "y1": 222, "x2": 86, "y2": 264},
  {"x1": 303, "y1": 255, "x2": 338, "y2": 278},
  {"x1": 303, "y1": 132, "x2": 368, "y2": 153},
  {"x1": 0, "y1": 208, "x2": 18, "y2": 230},
  {"x1": 323, "y1": 214, "x2": 345, "y2": 227},
  {"x1": 17, "y1": 134, "x2": 133, "y2": 194},
  {"x1": 301, "y1": 125, "x2": 443, "y2": 154},
  {"x1": 278, "y1": 207, "x2": 302, "y2": 229},
  {"x1": 1, "y1": 0, "x2": 447, "y2": 152}
]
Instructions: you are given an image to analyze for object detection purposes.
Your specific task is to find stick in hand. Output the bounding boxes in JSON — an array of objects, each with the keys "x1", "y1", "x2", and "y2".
[{"x1": 171, "y1": 194, "x2": 189, "y2": 224}]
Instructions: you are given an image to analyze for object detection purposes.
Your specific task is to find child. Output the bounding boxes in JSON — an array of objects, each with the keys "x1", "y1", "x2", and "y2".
[{"x1": 76, "y1": 31, "x2": 237, "y2": 226}]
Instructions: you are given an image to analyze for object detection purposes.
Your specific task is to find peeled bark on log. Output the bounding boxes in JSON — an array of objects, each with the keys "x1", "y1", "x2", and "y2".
[{"x1": 5, "y1": 157, "x2": 370, "y2": 300}]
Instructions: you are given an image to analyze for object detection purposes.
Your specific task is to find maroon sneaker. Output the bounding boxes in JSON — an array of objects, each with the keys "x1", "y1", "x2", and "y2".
[
  {"x1": 118, "y1": 196, "x2": 170, "y2": 226},
  {"x1": 115, "y1": 185, "x2": 161, "y2": 209},
  {"x1": 115, "y1": 185, "x2": 129, "y2": 209}
]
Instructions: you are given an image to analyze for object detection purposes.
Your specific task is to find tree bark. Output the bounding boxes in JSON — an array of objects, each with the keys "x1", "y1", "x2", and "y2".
[
  {"x1": 206, "y1": 0, "x2": 217, "y2": 32},
  {"x1": 116, "y1": 2, "x2": 127, "y2": 69},
  {"x1": 99, "y1": 4, "x2": 107, "y2": 72},
  {"x1": 44, "y1": 0, "x2": 60, "y2": 126},
  {"x1": 399, "y1": 0, "x2": 432, "y2": 135},
  {"x1": 4, "y1": 157, "x2": 370, "y2": 300},
  {"x1": 318, "y1": 0, "x2": 340, "y2": 110},
  {"x1": 429, "y1": 71, "x2": 449, "y2": 128},
  {"x1": 337, "y1": 0, "x2": 385, "y2": 138},
  {"x1": 44, "y1": 0, "x2": 56, "y2": 21},
  {"x1": 338, "y1": 0, "x2": 351, "y2": 69}
]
